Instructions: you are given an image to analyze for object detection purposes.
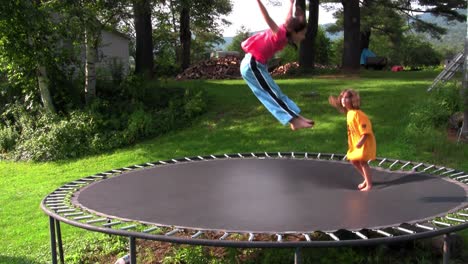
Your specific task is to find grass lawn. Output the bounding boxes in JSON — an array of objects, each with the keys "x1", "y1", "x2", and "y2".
[{"x1": 1, "y1": 70, "x2": 467, "y2": 263}]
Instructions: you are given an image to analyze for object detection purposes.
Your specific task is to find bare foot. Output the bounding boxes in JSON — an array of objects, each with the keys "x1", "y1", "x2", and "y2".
[
  {"x1": 358, "y1": 182, "x2": 366, "y2": 189},
  {"x1": 290, "y1": 117, "x2": 313, "y2": 130},
  {"x1": 360, "y1": 184, "x2": 372, "y2": 192},
  {"x1": 299, "y1": 115, "x2": 315, "y2": 125}
]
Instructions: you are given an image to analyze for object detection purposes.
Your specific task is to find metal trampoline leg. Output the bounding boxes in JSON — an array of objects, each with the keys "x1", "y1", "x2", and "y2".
[
  {"x1": 49, "y1": 217, "x2": 58, "y2": 264},
  {"x1": 294, "y1": 247, "x2": 302, "y2": 264},
  {"x1": 129, "y1": 236, "x2": 137, "y2": 264},
  {"x1": 443, "y1": 234, "x2": 450, "y2": 264},
  {"x1": 55, "y1": 220, "x2": 65, "y2": 264}
]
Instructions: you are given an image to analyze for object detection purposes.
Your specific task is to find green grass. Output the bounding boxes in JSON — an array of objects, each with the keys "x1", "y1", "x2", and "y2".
[{"x1": 1, "y1": 70, "x2": 467, "y2": 263}]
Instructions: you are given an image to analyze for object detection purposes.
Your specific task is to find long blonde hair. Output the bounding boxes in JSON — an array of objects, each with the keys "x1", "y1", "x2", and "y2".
[{"x1": 328, "y1": 89, "x2": 361, "y2": 113}]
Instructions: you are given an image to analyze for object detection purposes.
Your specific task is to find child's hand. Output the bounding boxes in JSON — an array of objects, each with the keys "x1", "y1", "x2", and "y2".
[{"x1": 356, "y1": 143, "x2": 363, "y2": 149}]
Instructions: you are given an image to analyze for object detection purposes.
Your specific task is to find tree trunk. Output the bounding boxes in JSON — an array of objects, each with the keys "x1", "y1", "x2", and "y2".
[
  {"x1": 133, "y1": 0, "x2": 154, "y2": 79},
  {"x1": 341, "y1": 0, "x2": 361, "y2": 72},
  {"x1": 84, "y1": 29, "x2": 97, "y2": 105},
  {"x1": 360, "y1": 30, "x2": 371, "y2": 51},
  {"x1": 180, "y1": 5, "x2": 191, "y2": 70},
  {"x1": 37, "y1": 66, "x2": 56, "y2": 113},
  {"x1": 462, "y1": 16, "x2": 468, "y2": 137},
  {"x1": 299, "y1": 0, "x2": 319, "y2": 71}
]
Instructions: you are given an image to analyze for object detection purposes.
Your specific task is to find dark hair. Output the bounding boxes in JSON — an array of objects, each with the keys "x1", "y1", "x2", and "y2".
[{"x1": 285, "y1": 7, "x2": 306, "y2": 49}]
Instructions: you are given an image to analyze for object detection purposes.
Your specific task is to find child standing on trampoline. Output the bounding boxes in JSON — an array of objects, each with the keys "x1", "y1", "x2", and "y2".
[
  {"x1": 329, "y1": 89, "x2": 376, "y2": 191},
  {"x1": 240, "y1": 0, "x2": 313, "y2": 130}
]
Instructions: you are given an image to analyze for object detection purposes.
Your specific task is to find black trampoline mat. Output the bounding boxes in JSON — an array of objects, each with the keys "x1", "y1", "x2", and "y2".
[{"x1": 74, "y1": 159, "x2": 468, "y2": 233}]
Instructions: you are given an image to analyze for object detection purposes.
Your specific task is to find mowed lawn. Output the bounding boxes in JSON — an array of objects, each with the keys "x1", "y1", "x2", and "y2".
[{"x1": 1, "y1": 70, "x2": 467, "y2": 263}]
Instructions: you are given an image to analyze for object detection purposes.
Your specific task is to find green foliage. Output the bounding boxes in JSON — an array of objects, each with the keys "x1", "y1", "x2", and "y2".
[
  {"x1": 163, "y1": 246, "x2": 210, "y2": 264},
  {"x1": 226, "y1": 26, "x2": 250, "y2": 55},
  {"x1": 0, "y1": 124, "x2": 18, "y2": 153},
  {"x1": 314, "y1": 27, "x2": 333, "y2": 65},
  {"x1": 64, "y1": 234, "x2": 127, "y2": 264}
]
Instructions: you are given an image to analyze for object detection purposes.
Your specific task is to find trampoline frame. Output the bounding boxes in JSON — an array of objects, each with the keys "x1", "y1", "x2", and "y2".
[{"x1": 41, "y1": 152, "x2": 468, "y2": 264}]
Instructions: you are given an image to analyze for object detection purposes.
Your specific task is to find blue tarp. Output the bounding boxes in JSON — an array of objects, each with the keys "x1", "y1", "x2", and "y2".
[{"x1": 360, "y1": 48, "x2": 376, "y2": 65}]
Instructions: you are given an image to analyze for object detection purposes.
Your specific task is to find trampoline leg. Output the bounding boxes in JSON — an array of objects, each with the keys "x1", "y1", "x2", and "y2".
[
  {"x1": 443, "y1": 234, "x2": 450, "y2": 264},
  {"x1": 294, "y1": 247, "x2": 302, "y2": 264},
  {"x1": 129, "y1": 236, "x2": 137, "y2": 264},
  {"x1": 55, "y1": 220, "x2": 65, "y2": 264},
  {"x1": 49, "y1": 217, "x2": 58, "y2": 264}
]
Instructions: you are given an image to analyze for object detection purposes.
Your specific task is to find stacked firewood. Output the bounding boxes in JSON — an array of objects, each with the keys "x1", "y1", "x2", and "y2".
[
  {"x1": 176, "y1": 56, "x2": 241, "y2": 80},
  {"x1": 270, "y1": 62, "x2": 300, "y2": 76}
]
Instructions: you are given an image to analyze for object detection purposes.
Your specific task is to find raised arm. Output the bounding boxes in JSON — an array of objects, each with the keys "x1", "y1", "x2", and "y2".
[
  {"x1": 285, "y1": 0, "x2": 294, "y2": 23},
  {"x1": 256, "y1": 0, "x2": 279, "y2": 33}
]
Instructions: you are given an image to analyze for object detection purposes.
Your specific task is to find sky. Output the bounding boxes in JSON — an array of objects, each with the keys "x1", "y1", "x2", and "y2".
[{"x1": 222, "y1": 0, "x2": 338, "y2": 36}]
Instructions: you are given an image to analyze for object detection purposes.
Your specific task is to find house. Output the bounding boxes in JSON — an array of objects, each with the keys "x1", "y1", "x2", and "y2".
[{"x1": 94, "y1": 30, "x2": 130, "y2": 81}]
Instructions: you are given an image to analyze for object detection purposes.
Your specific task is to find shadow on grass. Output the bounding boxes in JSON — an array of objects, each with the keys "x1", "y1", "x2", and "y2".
[{"x1": 0, "y1": 255, "x2": 43, "y2": 264}]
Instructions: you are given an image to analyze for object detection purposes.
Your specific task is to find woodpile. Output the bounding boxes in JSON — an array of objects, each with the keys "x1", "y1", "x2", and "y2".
[
  {"x1": 176, "y1": 56, "x2": 241, "y2": 80},
  {"x1": 271, "y1": 62, "x2": 300, "y2": 76}
]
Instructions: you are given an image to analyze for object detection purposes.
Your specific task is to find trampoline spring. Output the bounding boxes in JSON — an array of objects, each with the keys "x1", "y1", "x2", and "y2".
[
  {"x1": 317, "y1": 153, "x2": 321, "y2": 159},
  {"x1": 305, "y1": 153, "x2": 308, "y2": 159},
  {"x1": 303, "y1": 234, "x2": 311, "y2": 241},
  {"x1": 73, "y1": 215, "x2": 93, "y2": 221},
  {"x1": 146, "y1": 162, "x2": 156, "y2": 166},
  {"x1": 446, "y1": 216, "x2": 466, "y2": 223},
  {"x1": 432, "y1": 220, "x2": 451, "y2": 227},
  {"x1": 422, "y1": 165, "x2": 435, "y2": 172},
  {"x1": 48, "y1": 194, "x2": 66, "y2": 197},
  {"x1": 191, "y1": 231, "x2": 204, "y2": 238},
  {"x1": 49, "y1": 206, "x2": 69, "y2": 210},
  {"x1": 237, "y1": 153, "x2": 244, "y2": 158},
  {"x1": 81, "y1": 177, "x2": 96, "y2": 181},
  {"x1": 265, "y1": 152, "x2": 271, "y2": 158},
  {"x1": 250, "y1": 153, "x2": 257, "y2": 157},
  {"x1": 432, "y1": 167, "x2": 446, "y2": 173},
  {"x1": 103, "y1": 221, "x2": 121, "y2": 227},
  {"x1": 411, "y1": 163, "x2": 423, "y2": 171},
  {"x1": 133, "y1": 165, "x2": 145, "y2": 168},
  {"x1": 440, "y1": 169, "x2": 455, "y2": 176},
  {"x1": 342, "y1": 155, "x2": 347, "y2": 161},
  {"x1": 165, "y1": 229, "x2": 181, "y2": 236},
  {"x1": 393, "y1": 227, "x2": 415, "y2": 234},
  {"x1": 389, "y1": 160, "x2": 400, "y2": 169},
  {"x1": 121, "y1": 225, "x2": 137, "y2": 230},
  {"x1": 122, "y1": 167, "x2": 133, "y2": 171},
  {"x1": 110, "y1": 170, "x2": 122, "y2": 173},
  {"x1": 64, "y1": 212, "x2": 83, "y2": 217},
  {"x1": 400, "y1": 162, "x2": 411, "y2": 170},
  {"x1": 353, "y1": 231, "x2": 368, "y2": 240},
  {"x1": 458, "y1": 213, "x2": 468, "y2": 217},
  {"x1": 276, "y1": 234, "x2": 283, "y2": 242},
  {"x1": 210, "y1": 155, "x2": 218, "y2": 159},
  {"x1": 415, "y1": 223, "x2": 436, "y2": 231},
  {"x1": 330, "y1": 154, "x2": 335, "y2": 160},
  {"x1": 455, "y1": 175, "x2": 468, "y2": 180},
  {"x1": 143, "y1": 227, "x2": 159, "y2": 233},
  {"x1": 248, "y1": 233, "x2": 255, "y2": 241},
  {"x1": 327, "y1": 233, "x2": 340, "y2": 241},
  {"x1": 374, "y1": 229, "x2": 393, "y2": 237},
  {"x1": 448, "y1": 171, "x2": 465, "y2": 178},
  {"x1": 219, "y1": 232, "x2": 229, "y2": 240},
  {"x1": 158, "y1": 160, "x2": 167, "y2": 164},
  {"x1": 278, "y1": 152, "x2": 283, "y2": 158},
  {"x1": 86, "y1": 218, "x2": 107, "y2": 224},
  {"x1": 57, "y1": 209, "x2": 75, "y2": 213},
  {"x1": 71, "y1": 181, "x2": 87, "y2": 185},
  {"x1": 291, "y1": 152, "x2": 295, "y2": 158},
  {"x1": 171, "y1": 159, "x2": 179, "y2": 163},
  {"x1": 184, "y1": 157, "x2": 192, "y2": 162},
  {"x1": 46, "y1": 203, "x2": 65, "y2": 207},
  {"x1": 377, "y1": 158, "x2": 387, "y2": 167},
  {"x1": 58, "y1": 187, "x2": 74, "y2": 191}
]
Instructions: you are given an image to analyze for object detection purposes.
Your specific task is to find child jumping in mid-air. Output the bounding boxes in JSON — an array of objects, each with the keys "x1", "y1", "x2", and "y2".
[
  {"x1": 240, "y1": 0, "x2": 314, "y2": 130},
  {"x1": 329, "y1": 89, "x2": 376, "y2": 191}
]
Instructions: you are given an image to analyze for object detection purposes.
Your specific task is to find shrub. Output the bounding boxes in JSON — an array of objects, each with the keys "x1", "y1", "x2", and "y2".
[{"x1": 0, "y1": 124, "x2": 19, "y2": 154}]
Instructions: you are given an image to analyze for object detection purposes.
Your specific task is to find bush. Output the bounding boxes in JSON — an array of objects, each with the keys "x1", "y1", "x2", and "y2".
[{"x1": 0, "y1": 124, "x2": 19, "y2": 154}]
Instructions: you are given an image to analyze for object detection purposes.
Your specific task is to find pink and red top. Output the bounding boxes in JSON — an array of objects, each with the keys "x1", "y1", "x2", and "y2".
[{"x1": 241, "y1": 24, "x2": 288, "y2": 64}]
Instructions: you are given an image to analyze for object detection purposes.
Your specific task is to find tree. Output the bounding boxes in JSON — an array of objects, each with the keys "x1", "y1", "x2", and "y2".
[
  {"x1": 226, "y1": 26, "x2": 250, "y2": 55},
  {"x1": 0, "y1": 1, "x2": 58, "y2": 112},
  {"x1": 341, "y1": 0, "x2": 360, "y2": 71},
  {"x1": 133, "y1": 0, "x2": 154, "y2": 79},
  {"x1": 298, "y1": 0, "x2": 320, "y2": 71}
]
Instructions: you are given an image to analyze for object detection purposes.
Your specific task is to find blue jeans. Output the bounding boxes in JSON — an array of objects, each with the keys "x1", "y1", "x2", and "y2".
[{"x1": 240, "y1": 53, "x2": 300, "y2": 125}]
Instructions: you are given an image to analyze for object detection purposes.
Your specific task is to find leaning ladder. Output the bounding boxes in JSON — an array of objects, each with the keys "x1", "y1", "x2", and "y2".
[{"x1": 427, "y1": 52, "x2": 464, "y2": 92}]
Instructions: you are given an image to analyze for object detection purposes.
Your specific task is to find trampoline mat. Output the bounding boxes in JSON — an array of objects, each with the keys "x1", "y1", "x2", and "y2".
[{"x1": 74, "y1": 158, "x2": 468, "y2": 233}]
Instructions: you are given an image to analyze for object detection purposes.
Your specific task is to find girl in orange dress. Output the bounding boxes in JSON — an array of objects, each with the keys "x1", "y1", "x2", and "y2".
[{"x1": 329, "y1": 89, "x2": 376, "y2": 191}]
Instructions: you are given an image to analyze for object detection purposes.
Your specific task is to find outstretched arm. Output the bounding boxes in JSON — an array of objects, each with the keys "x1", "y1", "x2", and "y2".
[
  {"x1": 256, "y1": 0, "x2": 279, "y2": 33},
  {"x1": 285, "y1": 0, "x2": 294, "y2": 23}
]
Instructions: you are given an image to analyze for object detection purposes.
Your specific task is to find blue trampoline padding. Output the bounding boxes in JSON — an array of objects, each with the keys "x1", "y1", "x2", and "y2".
[{"x1": 361, "y1": 48, "x2": 376, "y2": 65}]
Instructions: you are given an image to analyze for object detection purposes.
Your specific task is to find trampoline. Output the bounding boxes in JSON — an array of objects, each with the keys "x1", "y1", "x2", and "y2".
[{"x1": 41, "y1": 152, "x2": 468, "y2": 264}]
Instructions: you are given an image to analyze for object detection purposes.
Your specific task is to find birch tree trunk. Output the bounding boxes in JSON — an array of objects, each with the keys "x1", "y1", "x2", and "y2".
[
  {"x1": 84, "y1": 29, "x2": 97, "y2": 105},
  {"x1": 37, "y1": 65, "x2": 56, "y2": 113}
]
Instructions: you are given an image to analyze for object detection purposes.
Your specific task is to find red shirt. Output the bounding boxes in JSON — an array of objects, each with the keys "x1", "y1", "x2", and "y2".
[{"x1": 241, "y1": 25, "x2": 288, "y2": 64}]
